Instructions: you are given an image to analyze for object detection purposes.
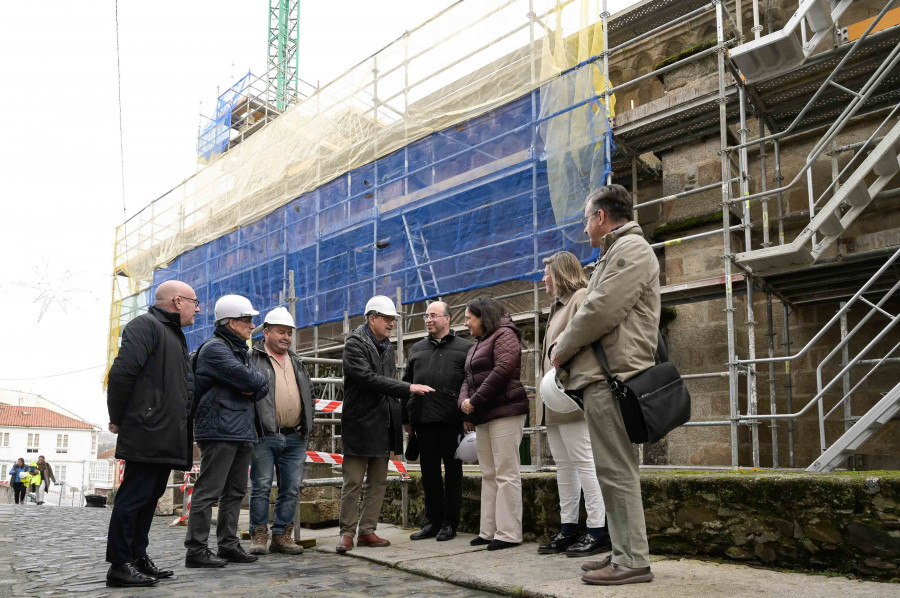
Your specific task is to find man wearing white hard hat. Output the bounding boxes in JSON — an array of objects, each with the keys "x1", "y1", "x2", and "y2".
[
  {"x1": 247, "y1": 307, "x2": 314, "y2": 556},
  {"x1": 185, "y1": 294, "x2": 269, "y2": 569},
  {"x1": 335, "y1": 295, "x2": 435, "y2": 554}
]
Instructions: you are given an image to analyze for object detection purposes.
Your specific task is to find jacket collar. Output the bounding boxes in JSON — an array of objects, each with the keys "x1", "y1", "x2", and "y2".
[
  {"x1": 251, "y1": 339, "x2": 298, "y2": 360},
  {"x1": 149, "y1": 304, "x2": 182, "y2": 328},
  {"x1": 554, "y1": 291, "x2": 577, "y2": 307},
  {"x1": 600, "y1": 220, "x2": 643, "y2": 253},
  {"x1": 428, "y1": 328, "x2": 456, "y2": 346},
  {"x1": 215, "y1": 324, "x2": 248, "y2": 352}
]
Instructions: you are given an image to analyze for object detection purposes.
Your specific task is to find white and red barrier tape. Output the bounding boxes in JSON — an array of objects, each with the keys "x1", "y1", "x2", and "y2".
[
  {"x1": 314, "y1": 399, "x2": 343, "y2": 413},
  {"x1": 167, "y1": 450, "x2": 407, "y2": 525}
]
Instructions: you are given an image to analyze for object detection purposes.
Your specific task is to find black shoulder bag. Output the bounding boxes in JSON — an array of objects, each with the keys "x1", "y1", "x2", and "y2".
[{"x1": 592, "y1": 332, "x2": 691, "y2": 444}]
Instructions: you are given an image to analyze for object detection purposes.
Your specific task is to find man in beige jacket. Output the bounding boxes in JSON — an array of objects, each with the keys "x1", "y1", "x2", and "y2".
[{"x1": 551, "y1": 184, "x2": 660, "y2": 586}]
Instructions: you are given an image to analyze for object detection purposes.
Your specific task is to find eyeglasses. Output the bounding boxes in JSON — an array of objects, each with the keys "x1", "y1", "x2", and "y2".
[
  {"x1": 235, "y1": 316, "x2": 253, "y2": 324},
  {"x1": 423, "y1": 313, "x2": 449, "y2": 321},
  {"x1": 377, "y1": 315, "x2": 396, "y2": 324},
  {"x1": 580, "y1": 210, "x2": 600, "y2": 228},
  {"x1": 175, "y1": 295, "x2": 200, "y2": 307}
]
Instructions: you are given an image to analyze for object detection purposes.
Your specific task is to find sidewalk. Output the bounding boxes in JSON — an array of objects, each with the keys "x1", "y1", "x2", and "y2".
[{"x1": 312, "y1": 524, "x2": 900, "y2": 598}]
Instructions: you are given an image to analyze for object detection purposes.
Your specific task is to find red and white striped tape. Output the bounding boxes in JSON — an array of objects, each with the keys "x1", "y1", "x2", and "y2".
[
  {"x1": 0, "y1": 481, "x2": 8, "y2": 487},
  {"x1": 314, "y1": 399, "x2": 343, "y2": 413}
]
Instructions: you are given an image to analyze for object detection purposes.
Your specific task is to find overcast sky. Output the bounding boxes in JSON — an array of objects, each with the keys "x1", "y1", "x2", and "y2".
[{"x1": 0, "y1": 0, "x2": 639, "y2": 427}]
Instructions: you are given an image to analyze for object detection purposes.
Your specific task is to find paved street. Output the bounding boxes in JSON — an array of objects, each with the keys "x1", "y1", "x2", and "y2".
[{"x1": 0, "y1": 504, "x2": 498, "y2": 597}]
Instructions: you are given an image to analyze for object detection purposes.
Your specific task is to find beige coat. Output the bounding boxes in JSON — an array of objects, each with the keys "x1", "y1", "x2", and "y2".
[
  {"x1": 539, "y1": 288, "x2": 595, "y2": 425},
  {"x1": 553, "y1": 221, "x2": 660, "y2": 383}
]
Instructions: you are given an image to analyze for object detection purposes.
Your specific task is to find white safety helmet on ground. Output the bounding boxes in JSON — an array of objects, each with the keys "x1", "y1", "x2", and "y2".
[
  {"x1": 364, "y1": 295, "x2": 400, "y2": 317},
  {"x1": 264, "y1": 306, "x2": 295, "y2": 328},
  {"x1": 214, "y1": 294, "x2": 259, "y2": 324},
  {"x1": 540, "y1": 368, "x2": 583, "y2": 414},
  {"x1": 455, "y1": 431, "x2": 478, "y2": 463}
]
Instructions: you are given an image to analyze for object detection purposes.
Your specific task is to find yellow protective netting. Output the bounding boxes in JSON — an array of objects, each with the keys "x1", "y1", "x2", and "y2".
[{"x1": 108, "y1": 0, "x2": 616, "y2": 369}]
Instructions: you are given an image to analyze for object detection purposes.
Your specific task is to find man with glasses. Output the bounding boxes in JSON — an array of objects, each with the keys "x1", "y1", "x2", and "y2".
[
  {"x1": 185, "y1": 294, "x2": 269, "y2": 568},
  {"x1": 106, "y1": 280, "x2": 200, "y2": 587},
  {"x1": 402, "y1": 301, "x2": 471, "y2": 541},
  {"x1": 335, "y1": 295, "x2": 434, "y2": 554}
]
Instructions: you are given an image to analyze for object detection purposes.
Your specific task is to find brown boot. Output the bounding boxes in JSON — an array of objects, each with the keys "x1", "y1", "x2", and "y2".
[
  {"x1": 335, "y1": 535, "x2": 354, "y2": 554},
  {"x1": 271, "y1": 525, "x2": 304, "y2": 555},
  {"x1": 357, "y1": 533, "x2": 391, "y2": 547},
  {"x1": 248, "y1": 525, "x2": 269, "y2": 555},
  {"x1": 581, "y1": 562, "x2": 653, "y2": 585}
]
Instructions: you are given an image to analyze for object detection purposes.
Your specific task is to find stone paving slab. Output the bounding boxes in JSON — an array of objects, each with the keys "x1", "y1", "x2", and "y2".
[
  {"x1": 0, "y1": 505, "x2": 499, "y2": 598},
  {"x1": 318, "y1": 524, "x2": 900, "y2": 598}
]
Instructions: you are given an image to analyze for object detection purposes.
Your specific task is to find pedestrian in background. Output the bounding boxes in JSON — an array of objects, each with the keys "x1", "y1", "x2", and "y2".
[
  {"x1": 106, "y1": 280, "x2": 200, "y2": 587},
  {"x1": 551, "y1": 185, "x2": 659, "y2": 585},
  {"x1": 459, "y1": 296, "x2": 528, "y2": 551},
  {"x1": 403, "y1": 301, "x2": 472, "y2": 542},
  {"x1": 248, "y1": 307, "x2": 315, "y2": 556},
  {"x1": 537, "y1": 251, "x2": 609, "y2": 558},
  {"x1": 9, "y1": 458, "x2": 28, "y2": 504},
  {"x1": 34, "y1": 456, "x2": 56, "y2": 505},
  {"x1": 186, "y1": 294, "x2": 269, "y2": 568},
  {"x1": 335, "y1": 295, "x2": 434, "y2": 554}
]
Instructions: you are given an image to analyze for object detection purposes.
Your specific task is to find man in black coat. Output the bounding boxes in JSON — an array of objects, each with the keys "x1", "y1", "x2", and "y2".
[
  {"x1": 403, "y1": 301, "x2": 471, "y2": 542},
  {"x1": 184, "y1": 294, "x2": 269, "y2": 568},
  {"x1": 335, "y1": 295, "x2": 433, "y2": 554},
  {"x1": 105, "y1": 280, "x2": 200, "y2": 588}
]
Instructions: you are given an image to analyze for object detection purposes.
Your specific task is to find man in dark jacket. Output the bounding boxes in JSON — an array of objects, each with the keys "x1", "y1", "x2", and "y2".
[
  {"x1": 184, "y1": 294, "x2": 269, "y2": 568},
  {"x1": 247, "y1": 307, "x2": 314, "y2": 556},
  {"x1": 335, "y1": 295, "x2": 433, "y2": 554},
  {"x1": 105, "y1": 280, "x2": 200, "y2": 588},
  {"x1": 402, "y1": 301, "x2": 471, "y2": 542}
]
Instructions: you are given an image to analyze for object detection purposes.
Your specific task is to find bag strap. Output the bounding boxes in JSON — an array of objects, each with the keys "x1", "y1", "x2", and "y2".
[{"x1": 591, "y1": 330, "x2": 668, "y2": 381}]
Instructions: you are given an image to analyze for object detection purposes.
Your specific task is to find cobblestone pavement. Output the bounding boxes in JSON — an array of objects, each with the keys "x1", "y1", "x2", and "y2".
[{"x1": 0, "y1": 504, "x2": 499, "y2": 598}]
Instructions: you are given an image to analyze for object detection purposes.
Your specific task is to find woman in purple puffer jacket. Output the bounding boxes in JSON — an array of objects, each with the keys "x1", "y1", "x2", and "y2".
[{"x1": 458, "y1": 296, "x2": 528, "y2": 551}]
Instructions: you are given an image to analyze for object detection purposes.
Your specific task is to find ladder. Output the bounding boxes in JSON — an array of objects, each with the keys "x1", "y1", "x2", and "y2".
[
  {"x1": 402, "y1": 214, "x2": 440, "y2": 299},
  {"x1": 729, "y1": 0, "x2": 852, "y2": 84},
  {"x1": 734, "y1": 118, "x2": 900, "y2": 275},
  {"x1": 807, "y1": 381, "x2": 900, "y2": 472}
]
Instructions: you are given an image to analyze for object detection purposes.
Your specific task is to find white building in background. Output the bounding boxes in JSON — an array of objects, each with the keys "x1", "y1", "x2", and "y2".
[{"x1": 0, "y1": 394, "x2": 101, "y2": 493}]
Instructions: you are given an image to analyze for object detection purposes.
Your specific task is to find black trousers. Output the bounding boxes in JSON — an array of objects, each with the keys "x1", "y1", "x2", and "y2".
[
  {"x1": 415, "y1": 423, "x2": 463, "y2": 528},
  {"x1": 12, "y1": 482, "x2": 26, "y2": 504},
  {"x1": 106, "y1": 462, "x2": 171, "y2": 564}
]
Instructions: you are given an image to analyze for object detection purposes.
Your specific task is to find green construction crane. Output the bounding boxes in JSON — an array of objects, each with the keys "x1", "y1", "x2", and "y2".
[{"x1": 267, "y1": 0, "x2": 300, "y2": 111}]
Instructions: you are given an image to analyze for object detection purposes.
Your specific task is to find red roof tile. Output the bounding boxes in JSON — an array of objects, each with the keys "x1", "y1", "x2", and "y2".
[
  {"x1": 97, "y1": 448, "x2": 117, "y2": 459},
  {"x1": 0, "y1": 403, "x2": 95, "y2": 430}
]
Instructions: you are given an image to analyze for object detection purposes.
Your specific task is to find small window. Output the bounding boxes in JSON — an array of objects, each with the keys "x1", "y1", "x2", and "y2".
[
  {"x1": 1, "y1": 465, "x2": 7, "y2": 480},
  {"x1": 91, "y1": 433, "x2": 98, "y2": 455},
  {"x1": 56, "y1": 434, "x2": 69, "y2": 454},
  {"x1": 26, "y1": 433, "x2": 40, "y2": 453},
  {"x1": 0, "y1": 432, "x2": 9, "y2": 447},
  {"x1": 57, "y1": 465, "x2": 67, "y2": 482}
]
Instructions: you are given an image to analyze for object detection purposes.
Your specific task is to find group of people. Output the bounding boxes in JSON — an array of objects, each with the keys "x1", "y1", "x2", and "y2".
[
  {"x1": 102, "y1": 183, "x2": 658, "y2": 588},
  {"x1": 7, "y1": 456, "x2": 55, "y2": 505}
]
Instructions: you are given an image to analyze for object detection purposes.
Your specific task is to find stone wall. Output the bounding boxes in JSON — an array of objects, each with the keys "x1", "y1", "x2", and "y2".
[{"x1": 382, "y1": 471, "x2": 900, "y2": 580}]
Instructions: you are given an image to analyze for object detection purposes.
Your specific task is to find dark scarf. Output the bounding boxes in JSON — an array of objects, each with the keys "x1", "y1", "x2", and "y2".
[{"x1": 364, "y1": 324, "x2": 391, "y2": 355}]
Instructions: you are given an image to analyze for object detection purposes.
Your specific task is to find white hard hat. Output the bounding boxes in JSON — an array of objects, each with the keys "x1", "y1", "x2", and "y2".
[
  {"x1": 364, "y1": 295, "x2": 399, "y2": 317},
  {"x1": 455, "y1": 431, "x2": 478, "y2": 463},
  {"x1": 214, "y1": 294, "x2": 259, "y2": 323},
  {"x1": 264, "y1": 306, "x2": 295, "y2": 328},
  {"x1": 540, "y1": 368, "x2": 583, "y2": 414}
]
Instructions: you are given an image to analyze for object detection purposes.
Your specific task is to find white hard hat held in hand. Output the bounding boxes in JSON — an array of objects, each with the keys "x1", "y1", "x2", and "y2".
[
  {"x1": 455, "y1": 431, "x2": 478, "y2": 463},
  {"x1": 214, "y1": 294, "x2": 259, "y2": 323},
  {"x1": 540, "y1": 368, "x2": 583, "y2": 414},
  {"x1": 364, "y1": 295, "x2": 400, "y2": 317},
  {"x1": 264, "y1": 306, "x2": 295, "y2": 328}
]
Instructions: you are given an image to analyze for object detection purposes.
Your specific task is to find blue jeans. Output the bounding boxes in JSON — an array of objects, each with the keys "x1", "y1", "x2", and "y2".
[{"x1": 249, "y1": 432, "x2": 308, "y2": 535}]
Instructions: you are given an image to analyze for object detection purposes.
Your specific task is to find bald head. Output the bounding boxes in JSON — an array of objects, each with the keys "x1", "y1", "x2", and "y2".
[
  {"x1": 155, "y1": 280, "x2": 200, "y2": 327},
  {"x1": 425, "y1": 301, "x2": 451, "y2": 339}
]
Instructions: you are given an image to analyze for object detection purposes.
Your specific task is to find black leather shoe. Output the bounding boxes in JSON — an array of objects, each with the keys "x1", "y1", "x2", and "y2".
[
  {"x1": 217, "y1": 545, "x2": 258, "y2": 563},
  {"x1": 487, "y1": 539, "x2": 520, "y2": 551},
  {"x1": 566, "y1": 532, "x2": 612, "y2": 558},
  {"x1": 410, "y1": 523, "x2": 438, "y2": 540},
  {"x1": 470, "y1": 536, "x2": 491, "y2": 546},
  {"x1": 538, "y1": 531, "x2": 580, "y2": 554},
  {"x1": 436, "y1": 525, "x2": 457, "y2": 541},
  {"x1": 106, "y1": 562, "x2": 158, "y2": 587},
  {"x1": 133, "y1": 555, "x2": 174, "y2": 579},
  {"x1": 184, "y1": 549, "x2": 228, "y2": 568}
]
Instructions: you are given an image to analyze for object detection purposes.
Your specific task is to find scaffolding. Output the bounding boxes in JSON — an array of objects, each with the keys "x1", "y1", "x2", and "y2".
[{"x1": 109, "y1": 0, "x2": 900, "y2": 471}]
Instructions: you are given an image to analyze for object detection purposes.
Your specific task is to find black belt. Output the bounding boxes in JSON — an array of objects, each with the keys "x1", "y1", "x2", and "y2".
[{"x1": 278, "y1": 427, "x2": 297, "y2": 435}]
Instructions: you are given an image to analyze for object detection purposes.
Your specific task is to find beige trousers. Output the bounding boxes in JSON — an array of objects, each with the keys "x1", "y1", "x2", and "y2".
[
  {"x1": 339, "y1": 456, "x2": 389, "y2": 537},
  {"x1": 476, "y1": 413, "x2": 526, "y2": 543},
  {"x1": 583, "y1": 381, "x2": 650, "y2": 568}
]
